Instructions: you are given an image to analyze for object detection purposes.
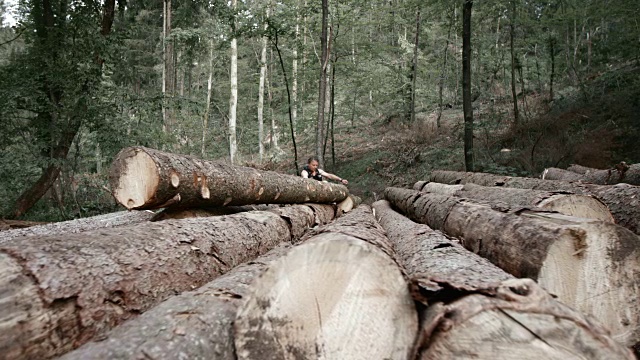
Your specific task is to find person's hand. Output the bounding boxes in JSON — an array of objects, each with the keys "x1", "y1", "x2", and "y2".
[{"x1": 340, "y1": 178, "x2": 349, "y2": 185}]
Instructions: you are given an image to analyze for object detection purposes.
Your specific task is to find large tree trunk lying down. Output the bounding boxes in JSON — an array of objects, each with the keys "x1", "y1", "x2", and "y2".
[
  {"x1": 109, "y1": 146, "x2": 348, "y2": 210},
  {"x1": 0, "y1": 210, "x2": 154, "y2": 244},
  {"x1": 59, "y1": 243, "x2": 293, "y2": 360},
  {"x1": 414, "y1": 182, "x2": 614, "y2": 222},
  {"x1": 567, "y1": 164, "x2": 594, "y2": 174},
  {"x1": 568, "y1": 163, "x2": 640, "y2": 184},
  {"x1": 385, "y1": 187, "x2": 640, "y2": 348},
  {"x1": 371, "y1": 200, "x2": 634, "y2": 359},
  {"x1": 0, "y1": 219, "x2": 49, "y2": 231},
  {"x1": 0, "y1": 204, "x2": 335, "y2": 360},
  {"x1": 542, "y1": 167, "x2": 585, "y2": 181},
  {"x1": 429, "y1": 170, "x2": 640, "y2": 235},
  {"x1": 234, "y1": 206, "x2": 418, "y2": 360},
  {"x1": 150, "y1": 204, "x2": 281, "y2": 221}
]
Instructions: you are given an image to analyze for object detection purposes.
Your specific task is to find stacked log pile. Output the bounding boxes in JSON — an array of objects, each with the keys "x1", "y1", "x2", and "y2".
[{"x1": 1, "y1": 147, "x2": 636, "y2": 359}]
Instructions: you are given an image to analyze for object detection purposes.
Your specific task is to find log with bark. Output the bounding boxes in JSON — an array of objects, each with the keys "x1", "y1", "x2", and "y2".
[
  {"x1": 372, "y1": 200, "x2": 634, "y2": 359},
  {"x1": 413, "y1": 182, "x2": 613, "y2": 222},
  {"x1": 429, "y1": 170, "x2": 640, "y2": 235},
  {"x1": 567, "y1": 164, "x2": 593, "y2": 174},
  {"x1": 150, "y1": 204, "x2": 281, "y2": 221},
  {"x1": 0, "y1": 210, "x2": 154, "y2": 244},
  {"x1": 109, "y1": 146, "x2": 348, "y2": 210},
  {"x1": 542, "y1": 167, "x2": 584, "y2": 181},
  {"x1": 58, "y1": 244, "x2": 293, "y2": 360},
  {"x1": 234, "y1": 206, "x2": 418, "y2": 360},
  {"x1": 385, "y1": 187, "x2": 640, "y2": 348},
  {"x1": 545, "y1": 163, "x2": 640, "y2": 186},
  {"x1": 0, "y1": 204, "x2": 335, "y2": 360}
]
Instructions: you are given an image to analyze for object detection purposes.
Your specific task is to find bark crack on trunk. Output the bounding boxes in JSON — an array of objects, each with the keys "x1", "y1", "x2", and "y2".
[{"x1": 498, "y1": 308, "x2": 554, "y2": 349}]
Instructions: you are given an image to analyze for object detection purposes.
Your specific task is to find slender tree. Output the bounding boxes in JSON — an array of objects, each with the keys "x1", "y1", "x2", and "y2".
[
  {"x1": 316, "y1": 0, "x2": 329, "y2": 166},
  {"x1": 462, "y1": 0, "x2": 474, "y2": 171},
  {"x1": 258, "y1": 4, "x2": 270, "y2": 162},
  {"x1": 229, "y1": 0, "x2": 238, "y2": 164},
  {"x1": 409, "y1": 8, "x2": 420, "y2": 123},
  {"x1": 509, "y1": 0, "x2": 519, "y2": 125}
]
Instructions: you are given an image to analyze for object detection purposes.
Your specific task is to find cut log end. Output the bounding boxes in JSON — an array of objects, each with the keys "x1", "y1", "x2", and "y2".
[
  {"x1": 537, "y1": 194, "x2": 614, "y2": 223},
  {"x1": 111, "y1": 150, "x2": 160, "y2": 210},
  {"x1": 170, "y1": 171, "x2": 180, "y2": 188},
  {"x1": 234, "y1": 235, "x2": 418, "y2": 360},
  {"x1": 536, "y1": 219, "x2": 640, "y2": 346}
]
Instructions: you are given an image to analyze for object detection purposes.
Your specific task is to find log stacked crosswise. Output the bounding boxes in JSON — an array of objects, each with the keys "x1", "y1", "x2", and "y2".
[{"x1": 109, "y1": 146, "x2": 348, "y2": 210}]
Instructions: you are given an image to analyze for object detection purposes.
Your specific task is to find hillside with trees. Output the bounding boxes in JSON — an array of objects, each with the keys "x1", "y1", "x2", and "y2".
[{"x1": 0, "y1": 0, "x2": 638, "y2": 220}]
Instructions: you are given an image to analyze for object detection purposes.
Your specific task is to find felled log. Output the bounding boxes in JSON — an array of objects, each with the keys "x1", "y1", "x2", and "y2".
[
  {"x1": 542, "y1": 167, "x2": 584, "y2": 181},
  {"x1": 109, "y1": 146, "x2": 348, "y2": 210},
  {"x1": 0, "y1": 204, "x2": 335, "y2": 360},
  {"x1": 59, "y1": 244, "x2": 293, "y2": 360},
  {"x1": 546, "y1": 163, "x2": 640, "y2": 186},
  {"x1": 429, "y1": 170, "x2": 640, "y2": 235},
  {"x1": 150, "y1": 204, "x2": 281, "y2": 221},
  {"x1": 234, "y1": 206, "x2": 418, "y2": 360},
  {"x1": 336, "y1": 194, "x2": 362, "y2": 215},
  {"x1": 385, "y1": 187, "x2": 640, "y2": 348},
  {"x1": 414, "y1": 182, "x2": 613, "y2": 222},
  {"x1": 0, "y1": 210, "x2": 154, "y2": 244},
  {"x1": 567, "y1": 164, "x2": 593, "y2": 174},
  {"x1": 372, "y1": 200, "x2": 634, "y2": 359},
  {"x1": 0, "y1": 219, "x2": 49, "y2": 231}
]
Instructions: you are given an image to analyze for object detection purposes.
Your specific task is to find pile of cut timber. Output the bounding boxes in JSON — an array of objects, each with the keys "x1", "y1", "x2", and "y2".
[
  {"x1": 543, "y1": 163, "x2": 640, "y2": 186},
  {"x1": 1, "y1": 148, "x2": 636, "y2": 359}
]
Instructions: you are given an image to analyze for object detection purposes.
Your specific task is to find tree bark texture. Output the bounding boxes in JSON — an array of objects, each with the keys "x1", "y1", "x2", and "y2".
[
  {"x1": 315, "y1": 0, "x2": 329, "y2": 167},
  {"x1": 234, "y1": 206, "x2": 418, "y2": 360},
  {"x1": 429, "y1": 170, "x2": 640, "y2": 235},
  {"x1": 384, "y1": 187, "x2": 640, "y2": 347},
  {"x1": 108, "y1": 146, "x2": 348, "y2": 210},
  {"x1": 228, "y1": 0, "x2": 238, "y2": 163},
  {"x1": 567, "y1": 164, "x2": 593, "y2": 174},
  {"x1": 414, "y1": 182, "x2": 613, "y2": 222},
  {"x1": 0, "y1": 204, "x2": 334, "y2": 359},
  {"x1": 547, "y1": 164, "x2": 640, "y2": 186},
  {"x1": 58, "y1": 244, "x2": 293, "y2": 360},
  {"x1": 0, "y1": 210, "x2": 154, "y2": 244},
  {"x1": 150, "y1": 204, "x2": 281, "y2": 221},
  {"x1": 371, "y1": 200, "x2": 634, "y2": 359},
  {"x1": 542, "y1": 167, "x2": 584, "y2": 181}
]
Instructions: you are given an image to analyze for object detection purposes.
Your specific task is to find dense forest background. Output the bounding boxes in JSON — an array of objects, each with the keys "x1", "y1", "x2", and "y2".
[{"x1": 0, "y1": 0, "x2": 638, "y2": 221}]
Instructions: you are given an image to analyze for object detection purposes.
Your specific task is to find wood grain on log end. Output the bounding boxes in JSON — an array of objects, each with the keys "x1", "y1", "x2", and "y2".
[
  {"x1": 109, "y1": 147, "x2": 160, "y2": 210},
  {"x1": 420, "y1": 279, "x2": 635, "y2": 360},
  {"x1": 234, "y1": 234, "x2": 418, "y2": 360}
]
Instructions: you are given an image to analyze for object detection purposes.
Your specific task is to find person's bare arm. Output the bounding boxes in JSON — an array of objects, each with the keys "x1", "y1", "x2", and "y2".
[
  {"x1": 301, "y1": 170, "x2": 310, "y2": 178},
  {"x1": 318, "y1": 169, "x2": 349, "y2": 184}
]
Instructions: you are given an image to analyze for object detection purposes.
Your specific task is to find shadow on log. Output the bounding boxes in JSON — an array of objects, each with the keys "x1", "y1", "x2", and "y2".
[
  {"x1": 384, "y1": 187, "x2": 640, "y2": 348},
  {"x1": 234, "y1": 206, "x2": 418, "y2": 360},
  {"x1": 0, "y1": 204, "x2": 335, "y2": 360}
]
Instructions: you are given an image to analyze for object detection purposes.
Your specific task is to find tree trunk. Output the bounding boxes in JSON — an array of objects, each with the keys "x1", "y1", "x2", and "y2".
[
  {"x1": 59, "y1": 244, "x2": 294, "y2": 360},
  {"x1": 0, "y1": 204, "x2": 331, "y2": 360},
  {"x1": 384, "y1": 187, "x2": 640, "y2": 348},
  {"x1": 546, "y1": 164, "x2": 640, "y2": 186},
  {"x1": 429, "y1": 170, "x2": 640, "y2": 235},
  {"x1": 316, "y1": 0, "x2": 329, "y2": 166},
  {"x1": 150, "y1": 204, "x2": 282, "y2": 221},
  {"x1": 542, "y1": 167, "x2": 584, "y2": 181},
  {"x1": 436, "y1": 6, "x2": 454, "y2": 128},
  {"x1": 509, "y1": 0, "x2": 519, "y2": 125},
  {"x1": 414, "y1": 182, "x2": 613, "y2": 222},
  {"x1": 292, "y1": 3, "x2": 299, "y2": 134},
  {"x1": 371, "y1": 200, "x2": 634, "y2": 360},
  {"x1": 0, "y1": 211, "x2": 154, "y2": 244},
  {"x1": 234, "y1": 206, "x2": 418, "y2": 360},
  {"x1": 202, "y1": 39, "x2": 214, "y2": 157},
  {"x1": 229, "y1": 0, "x2": 238, "y2": 163},
  {"x1": 462, "y1": 0, "x2": 474, "y2": 171},
  {"x1": 410, "y1": 9, "x2": 420, "y2": 123},
  {"x1": 257, "y1": 5, "x2": 269, "y2": 162},
  {"x1": 109, "y1": 147, "x2": 348, "y2": 210},
  {"x1": 162, "y1": 0, "x2": 173, "y2": 133},
  {"x1": 549, "y1": 37, "x2": 555, "y2": 102}
]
